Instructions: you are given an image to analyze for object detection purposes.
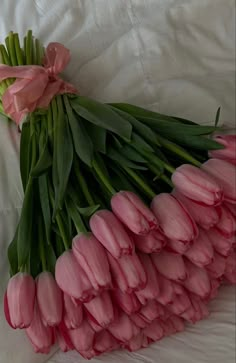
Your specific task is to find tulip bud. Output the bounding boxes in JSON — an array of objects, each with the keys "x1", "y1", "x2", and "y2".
[
  {"x1": 184, "y1": 260, "x2": 211, "y2": 298},
  {"x1": 202, "y1": 159, "x2": 236, "y2": 204},
  {"x1": 172, "y1": 164, "x2": 223, "y2": 206},
  {"x1": 224, "y1": 251, "x2": 236, "y2": 284},
  {"x1": 108, "y1": 311, "x2": 140, "y2": 342},
  {"x1": 206, "y1": 228, "x2": 234, "y2": 256},
  {"x1": 90, "y1": 210, "x2": 134, "y2": 258},
  {"x1": 133, "y1": 229, "x2": 166, "y2": 253},
  {"x1": 206, "y1": 252, "x2": 226, "y2": 279},
  {"x1": 124, "y1": 332, "x2": 146, "y2": 352},
  {"x1": 215, "y1": 205, "x2": 236, "y2": 238},
  {"x1": 152, "y1": 250, "x2": 187, "y2": 281},
  {"x1": 63, "y1": 293, "x2": 83, "y2": 329},
  {"x1": 56, "y1": 322, "x2": 74, "y2": 352},
  {"x1": 209, "y1": 135, "x2": 236, "y2": 165},
  {"x1": 4, "y1": 272, "x2": 35, "y2": 329},
  {"x1": 84, "y1": 291, "x2": 114, "y2": 328},
  {"x1": 166, "y1": 239, "x2": 191, "y2": 254},
  {"x1": 138, "y1": 300, "x2": 164, "y2": 323},
  {"x1": 156, "y1": 272, "x2": 175, "y2": 305},
  {"x1": 184, "y1": 228, "x2": 214, "y2": 267},
  {"x1": 69, "y1": 319, "x2": 95, "y2": 352},
  {"x1": 112, "y1": 289, "x2": 141, "y2": 315},
  {"x1": 94, "y1": 330, "x2": 119, "y2": 354},
  {"x1": 111, "y1": 191, "x2": 158, "y2": 235},
  {"x1": 144, "y1": 320, "x2": 164, "y2": 342}
]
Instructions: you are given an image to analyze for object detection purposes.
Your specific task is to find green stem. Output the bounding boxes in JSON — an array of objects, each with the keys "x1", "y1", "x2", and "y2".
[
  {"x1": 8, "y1": 32, "x2": 18, "y2": 66},
  {"x1": 160, "y1": 174, "x2": 174, "y2": 188},
  {"x1": 74, "y1": 160, "x2": 95, "y2": 205},
  {"x1": 56, "y1": 214, "x2": 70, "y2": 250},
  {"x1": 39, "y1": 220, "x2": 47, "y2": 271},
  {"x1": 92, "y1": 158, "x2": 116, "y2": 196},
  {"x1": 122, "y1": 166, "x2": 156, "y2": 199},
  {"x1": 67, "y1": 198, "x2": 87, "y2": 234},
  {"x1": 26, "y1": 30, "x2": 33, "y2": 65},
  {"x1": 13, "y1": 33, "x2": 24, "y2": 65}
]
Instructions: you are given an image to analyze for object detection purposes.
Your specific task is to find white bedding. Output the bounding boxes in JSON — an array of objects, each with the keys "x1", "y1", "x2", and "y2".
[{"x1": 0, "y1": 1, "x2": 235, "y2": 363}]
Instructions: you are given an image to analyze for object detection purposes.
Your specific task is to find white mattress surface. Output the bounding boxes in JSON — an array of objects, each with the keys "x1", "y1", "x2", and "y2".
[{"x1": 0, "y1": 1, "x2": 235, "y2": 363}]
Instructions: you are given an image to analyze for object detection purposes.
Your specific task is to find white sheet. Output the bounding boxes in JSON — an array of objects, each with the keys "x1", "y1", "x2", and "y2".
[{"x1": 0, "y1": 1, "x2": 235, "y2": 363}]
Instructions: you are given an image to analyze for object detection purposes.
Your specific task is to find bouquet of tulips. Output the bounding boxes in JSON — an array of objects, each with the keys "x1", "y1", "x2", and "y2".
[{"x1": 0, "y1": 30, "x2": 235, "y2": 359}]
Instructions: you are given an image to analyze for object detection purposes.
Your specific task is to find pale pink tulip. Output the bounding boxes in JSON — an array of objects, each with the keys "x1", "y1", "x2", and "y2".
[
  {"x1": 112, "y1": 289, "x2": 141, "y2": 315},
  {"x1": 184, "y1": 260, "x2": 211, "y2": 298},
  {"x1": 202, "y1": 159, "x2": 236, "y2": 204},
  {"x1": 4, "y1": 272, "x2": 35, "y2": 329},
  {"x1": 206, "y1": 228, "x2": 234, "y2": 256},
  {"x1": 84, "y1": 291, "x2": 114, "y2": 328},
  {"x1": 184, "y1": 228, "x2": 214, "y2": 267},
  {"x1": 133, "y1": 229, "x2": 166, "y2": 253},
  {"x1": 209, "y1": 135, "x2": 236, "y2": 165},
  {"x1": 63, "y1": 293, "x2": 83, "y2": 329},
  {"x1": 174, "y1": 190, "x2": 220, "y2": 230},
  {"x1": 111, "y1": 191, "x2": 158, "y2": 234},
  {"x1": 108, "y1": 311, "x2": 140, "y2": 342},
  {"x1": 215, "y1": 205, "x2": 236, "y2": 238},
  {"x1": 107, "y1": 252, "x2": 147, "y2": 293},
  {"x1": 224, "y1": 251, "x2": 236, "y2": 283},
  {"x1": 55, "y1": 250, "x2": 95, "y2": 302},
  {"x1": 94, "y1": 330, "x2": 119, "y2": 354},
  {"x1": 135, "y1": 253, "x2": 160, "y2": 304},
  {"x1": 172, "y1": 164, "x2": 223, "y2": 206},
  {"x1": 36, "y1": 271, "x2": 63, "y2": 326},
  {"x1": 26, "y1": 303, "x2": 54, "y2": 354},
  {"x1": 156, "y1": 272, "x2": 175, "y2": 305},
  {"x1": 152, "y1": 250, "x2": 187, "y2": 281},
  {"x1": 206, "y1": 252, "x2": 226, "y2": 279},
  {"x1": 72, "y1": 232, "x2": 112, "y2": 291},
  {"x1": 69, "y1": 319, "x2": 95, "y2": 352},
  {"x1": 90, "y1": 210, "x2": 134, "y2": 258},
  {"x1": 151, "y1": 193, "x2": 198, "y2": 244},
  {"x1": 144, "y1": 320, "x2": 164, "y2": 342}
]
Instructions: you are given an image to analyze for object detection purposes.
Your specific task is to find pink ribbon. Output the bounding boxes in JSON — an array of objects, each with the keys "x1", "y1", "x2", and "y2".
[{"x1": 0, "y1": 42, "x2": 77, "y2": 124}]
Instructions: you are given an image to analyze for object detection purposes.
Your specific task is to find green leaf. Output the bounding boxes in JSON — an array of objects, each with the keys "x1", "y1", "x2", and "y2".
[
  {"x1": 131, "y1": 132, "x2": 154, "y2": 152},
  {"x1": 46, "y1": 244, "x2": 57, "y2": 274},
  {"x1": 30, "y1": 142, "x2": 52, "y2": 177},
  {"x1": 120, "y1": 145, "x2": 148, "y2": 163},
  {"x1": 8, "y1": 226, "x2": 19, "y2": 276},
  {"x1": 71, "y1": 96, "x2": 132, "y2": 141},
  {"x1": 107, "y1": 146, "x2": 147, "y2": 170},
  {"x1": 38, "y1": 175, "x2": 51, "y2": 244},
  {"x1": 84, "y1": 122, "x2": 107, "y2": 153},
  {"x1": 77, "y1": 205, "x2": 100, "y2": 216},
  {"x1": 110, "y1": 103, "x2": 169, "y2": 121},
  {"x1": 182, "y1": 135, "x2": 225, "y2": 150},
  {"x1": 20, "y1": 122, "x2": 31, "y2": 191},
  {"x1": 30, "y1": 221, "x2": 41, "y2": 278},
  {"x1": 65, "y1": 198, "x2": 87, "y2": 233},
  {"x1": 64, "y1": 95, "x2": 94, "y2": 166}
]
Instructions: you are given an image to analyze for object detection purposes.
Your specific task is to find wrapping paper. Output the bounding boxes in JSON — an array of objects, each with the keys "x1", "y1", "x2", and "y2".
[{"x1": 0, "y1": 1, "x2": 235, "y2": 363}]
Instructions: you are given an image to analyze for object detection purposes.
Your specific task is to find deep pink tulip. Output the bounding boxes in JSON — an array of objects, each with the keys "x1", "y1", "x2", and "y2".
[
  {"x1": 184, "y1": 228, "x2": 214, "y2": 267},
  {"x1": 135, "y1": 253, "x2": 160, "y2": 304},
  {"x1": 224, "y1": 251, "x2": 236, "y2": 284},
  {"x1": 90, "y1": 210, "x2": 134, "y2": 258},
  {"x1": 69, "y1": 319, "x2": 95, "y2": 352},
  {"x1": 215, "y1": 205, "x2": 236, "y2": 238},
  {"x1": 202, "y1": 159, "x2": 236, "y2": 204},
  {"x1": 174, "y1": 190, "x2": 220, "y2": 230},
  {"x1": 206, "y1": 228, "x2": 234, "y2": 256},
  {"x1": 112, "y1": 289, "x2": 141, "y2": 315},
  {"x1": 133, "y1": 229, "x2": 166, "y2": 253},
  {"x1": 111, "y1": 191, "x2": 158, "y2": 235},
  {"x1": 144, "y1": 320, "x2": 164, "y2": 342},
  {"x1": 4, "y1": 272, "x2": 35, "y2": 329},
  {"x1": 152, "y1": 250, "x2": 187, "y2": 281},
  {"x1": 151, "y1": 193, "x2": 198, "y2": 245},
  {"x1": 184, "y1": 260, "x2": 211, "y2": 298},
  {"x1": 72, "y1": 232, "x2": 112, "y2": 291},
  {"x1": 94, "y1": 330, "x2": 119, "y2": 354},
  {"x1": 156, "y1": 272, "x2": 175, "y2": 305},
  {"x1": 63, "y1": 293, "x2": 83, "y2": 329},
  {"x1": 138, "y1": 300, "x2": 164, "y2": 323},
  {"x1": 124, "y1": 332, "x2": 147, "y2": 352},
  {"x1": 26, "y1": 303, "x2": 54, "y2": 354},
  {"x1": 172, "y1": 164, "x2": 223, "y2": 206},
  {"x1": 55, "y1": 250, "x2": 95, "y2": 302},
  {"x1": 209, "y1": 135, "x2": 236, "y2": 165},
  {"x1": 107, "y1": 252, "x2": 147, "y2": 293},
  {"x1": 108, "y1": 311, "x2": 140, "y2": 342},
  {"x1": 56, "y1": 322, "x2": 74, "y2": 352},
  {"x1": 84, "y1": 291, "x2": 114, "y2": 328},
  {"x1": 206, "y1": 252, "x2": 226, "y2": 279},
  {"x1": 166, "y1": 239, "x2": 191, "y2": 254},
  {"x1": 36, "y1": 271, "x2": 63, "y2": 327}
]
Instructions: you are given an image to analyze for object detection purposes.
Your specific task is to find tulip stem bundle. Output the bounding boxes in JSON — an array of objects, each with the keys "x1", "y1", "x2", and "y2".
[{"x1": 1, "y1": 30, "x2": 236, "y2": 359}]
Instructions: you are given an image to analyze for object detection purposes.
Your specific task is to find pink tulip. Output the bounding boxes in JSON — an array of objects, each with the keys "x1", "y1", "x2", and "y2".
[
  {"x1": 130, "y1": 313, "x2": 149, "y2": 329},
  {"x1": 112, "y1": 289, "x2": 141, "y2": 315},
  {"x1": 208, "y1": 279, "x2": 221, "y2": 300},
  {"x1": 79, "y1": 349, "x2": 97, "y2": 359},
  {"x1": 4, "y1": 272, "x2": 35, "y2": 329},
  {"x1": 108, "y1": 311, "x2": 140, "y2": 342},
  {"x1": 87, "y1": 316, "x2": 104, "y2": 333},
  {"x1": 144, "y1": 320, "x2": 164, "y2": 342},
  {"x1": 56, "y1": 322, "x2": 74, "y2": 352},
  {"x1": 151, "y1": 250, "x2": 187, "y2": 281},
  {"x1": 167, "y1": 290, "x2": 191, "y2": 316},
  {"x1": 36, "y1": 271, "x2": 63, "y2": 326},
  {"x1": 202, "y1": 159, "x2": 236, "y2": 204},
  {"x1": 184, "y1": 228, "x2": 214, "y2": 267},
  {"x1": 206, "y1": 228, "x2": 233, "y2": 256},
  {"x1": 156, "y1": 272, "x2": 175, "y2": 305},
  {"x1": 151, "y1": 193, "x2": 198, "y2": 245},
  {"x1": 224, "y1": 251, "x2": 236, "y2": 283},
  {"x1": 181, "y1": 295, "x2": 209, "y2": 323},
  {"x1": 215, "y1": 205, "x2": 236, "y2": 238},
  {"x1": 206, "y1": 252, "x2": 226, "y2": 279},
  {"x1": 63, "y1": 293, "x2": 83, "y2": 329},
  {"x1": 26, "y1": 303, "x2": 54, "y2": 354},
  {"x1": 84, "y1": 291, "x2": 114, "y2": 328},
  {"x1": 90, "y1": 210, "x2": 134, "y2": 258},
  {"x1": 172, "y1": 164, "x2": 223, "y2": 206},
  {"x1": 72, "y1": 232, "x2": 112, "y2": 291},
  {"x1": 124, "y1": 332, "x2": 147, "y2": 352},
  {"x1": 107, "y1": 252, "x2": 147, "y2": 293},
  {"x1": 184, "y1": 260, "x2": 211, "y2": 298},
  {"x1": 209, "y1": 135, "x2": 236, "y2": 165},
  {"x1": 170, "y1": 315, "x2": 185, "y2": 332},
  {"x1": 138, "y1": 300, "x2": 164, "y2": 323},
  {"x1": 224, "y1": 202, "x2": 236, "y2": 217},
  {"x1": 133, "y1": 229, "x2": 166, "y2": 253},
  {"x1": 94, "y1": 330, "x2": 119, "y2": 354},
  {"x1": 135, "y1": 253, "x2": 160, "y2": 304},
  {"x1": 55, "y1": 250, "x2": 95, "y2": 302},
  {"x1": 111, "y1": 191, "x2": 158, "y2": 235},
  {"x1": 166, "y1": 239, "x2": 191, "y2": 254},
  {"x1": 174, "y1": 190, "x2": 220, "y2": 230},
  {"x1": 69, "y1": 319, "x2": 95, "y2": 352}
]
